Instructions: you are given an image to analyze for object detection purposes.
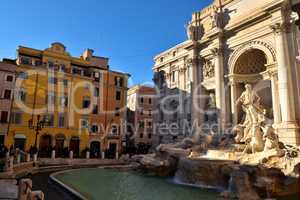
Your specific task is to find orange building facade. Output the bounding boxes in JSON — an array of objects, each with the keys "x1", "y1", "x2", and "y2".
[{"x1": 2, "y1": 42, "x2": 129, "y2": 159}]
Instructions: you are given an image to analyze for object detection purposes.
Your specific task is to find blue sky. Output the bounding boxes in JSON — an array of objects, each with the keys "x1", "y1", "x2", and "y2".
[{"x1": 0, "y1": 0, "x2": 211, "y2": 86}]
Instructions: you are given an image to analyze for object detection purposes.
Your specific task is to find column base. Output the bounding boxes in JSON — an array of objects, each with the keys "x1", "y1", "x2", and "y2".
[{"x1": 277, "y1": 122, "x2": 300, "y2": 146}]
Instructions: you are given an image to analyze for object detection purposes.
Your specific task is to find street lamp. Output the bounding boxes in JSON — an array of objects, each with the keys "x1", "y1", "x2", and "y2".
[{"x1": 28, "y1": 115, "x2": 48, "y2": 150}]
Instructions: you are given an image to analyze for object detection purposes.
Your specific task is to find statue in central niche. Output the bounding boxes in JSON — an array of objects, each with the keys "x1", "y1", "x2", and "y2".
[{"x1": 235, "y1": 84, "x2": 268, "y2": 153}]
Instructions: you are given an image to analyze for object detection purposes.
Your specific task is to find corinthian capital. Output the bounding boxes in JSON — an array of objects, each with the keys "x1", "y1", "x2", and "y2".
[
  {"x1": 210, "y1": 47, "x2": 222, "y2": 57},
  {"x1": 270, "y1": 22, "x2": 291, "y2": 34}
]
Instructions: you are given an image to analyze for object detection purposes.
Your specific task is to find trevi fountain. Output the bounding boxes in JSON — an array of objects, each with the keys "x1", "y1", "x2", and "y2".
[
  {"x1": 135, "y1": 0, "x2": 300, "y2": 200},
  {"x1": 6, "y1": 0, "x2": 300, "y2": 200}
]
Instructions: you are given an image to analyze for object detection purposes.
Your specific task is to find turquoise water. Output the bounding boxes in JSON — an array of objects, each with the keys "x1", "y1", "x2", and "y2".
[
  {"x1": 54, "y1": 168, "x2": 220, "y2": 200},
  {"x1": 54, "y1": 168, "x2": 299, "y2": 200}
]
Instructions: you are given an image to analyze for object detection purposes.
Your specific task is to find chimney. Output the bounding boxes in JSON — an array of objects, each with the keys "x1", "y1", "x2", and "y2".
[{"x1": 82, "y1": 49, "x2": 94, "y2": 61}]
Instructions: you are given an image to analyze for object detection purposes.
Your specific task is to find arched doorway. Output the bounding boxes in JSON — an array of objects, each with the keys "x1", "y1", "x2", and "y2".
[
  {"x1": 106, "y1": 143, "x2": 117, "y2": 159},
  {"x1": 90, "y1": 141, "x2": 101, "y2": 158},
  {"x1": 230, "y1": 48, "x2": 274, "y2": 124},
  {"x1": 55, "y1": 134, "x2": 65, "y2": 157},
  {"x1": 69, "y1": 136, "x2": 80, "y2": 157},
  {"x1": 39, "y1": 134, "x2": 52, "y2": 157}
]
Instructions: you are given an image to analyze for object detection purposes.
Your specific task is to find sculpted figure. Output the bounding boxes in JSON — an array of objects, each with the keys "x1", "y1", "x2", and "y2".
[
  {"x1": 236, "y1": 84, "x2": 265, "y2": 125},
  {"x1": 235, "y1": 84, "x2": 266, "y2": 153},
  {"x1": 211, "y1": 6, "x2": 222, "y2": 29},
  {"x1": 208, "y1": 93, "x2": 216, "y2": 109},
  {"x1": 186, "y1": 22, "x2": 196, "y2": 41}
]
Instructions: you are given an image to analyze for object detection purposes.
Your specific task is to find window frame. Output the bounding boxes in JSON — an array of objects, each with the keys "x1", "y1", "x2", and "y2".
[{"x1": 5, "y1": 75, "x2": 14, "y2": 82}]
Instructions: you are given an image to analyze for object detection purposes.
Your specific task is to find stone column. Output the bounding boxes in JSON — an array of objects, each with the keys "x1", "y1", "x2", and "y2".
[
  {"x1": 270, "y1": 73, "x2": 281, "y2": 125},
  {"x1": 230, "y1": 81, "x2": 238, "y2": 125},
  {"x1": 191, "y1": 41, "x2": 201, "y2": 126},
  {"x1": 271, "y1": 23, "x2": 300, "y2": 145},
  {"x1": 212, "y1": 48, "x2": 228, "y2": 132}
]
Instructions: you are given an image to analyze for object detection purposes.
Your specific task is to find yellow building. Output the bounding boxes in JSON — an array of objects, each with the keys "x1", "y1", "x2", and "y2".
[{"x1": 4, "y1": 42, "x2": 129, "y2": 158}]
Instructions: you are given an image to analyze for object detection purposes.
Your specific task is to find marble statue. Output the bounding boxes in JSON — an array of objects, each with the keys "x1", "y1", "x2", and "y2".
[
  {"x1": 208, "y1": 93, "x2": 216, "y2": 109},
  {"x1": 153, "y1": 71, "x2": 166, "y2": 88},
  {"x1": 235, "y1": 84, "x2": 275, "y2": 154},
  {"x1": 211, "y1": 6, "x2": 221, "y2": 29},
  {"x1": 186, "y1": 22, "x2": 196, "y2": 41}
]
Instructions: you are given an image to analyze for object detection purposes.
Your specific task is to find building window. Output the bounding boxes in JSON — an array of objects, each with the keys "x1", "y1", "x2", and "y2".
[
  {"x1": 139, "y1": 121, "x2": 145, "y2": 128},
  {"x1": 44, "y1": 115, "x2": 54, "y2": 127},
  {"x1": 116, "y1": 91, "x2": 121, "y2": 101},
  {"x1": 48, "y1": 61, "x2": 54, "y2": 69},
  {"x1": 83, "y1": 69, "x2": 92, "y2": 77},
  {"x1": 93, "y1": 105, "x2": 98, "y2": 114},
  {"x1": 93, "y1": 72, "x2": 101, "y2": 81},
  {"x1": 82, "y1": 97, "x2": 91, "y2": 109},
  {"x1": 72, "y1": 67, "x2": 82, "y2": 75},
  {"x1": 60, "y1": 64, "x2": 66, "y2": 72},
  {"x1": 81, "y1": 119, "x2": 89, "y2": 129},
  {"x1": 47, "y1": 93, "x2": 56, "y2": 105},
  {"x1": 58, "y1": 115, "x2": 65, "y2": 128},
  {"x1": 115, "y1": 77, "x2": 123, "y2": 87},
  {"x1": 148, "y1": 122, "x2": 152, "y2": 127},
  {"x1": 140, "y1": 110, "x2": 143, "y2": 116},
  {"x1": 18, "y1": 72, "x2": 28, "y2": 80},
  {"x1": 60, "y1": 96, "x2": 68, "y2": 107},
  {"x1": 63, "y1": 79, "x2": 68, "y2": 86},
  {"x1": 48, "y1": 77, "x2": 57, "y2": 84},
  {"x1": 91, "y1": 125, "x2": 99, "y2": 133},
  {"x1": 140, "y1": 97, "x2": 144, "y2": 104},
  {"x1": 115, "y1": 108, "x2": 120, "y2": 117},
  {"x1": 140, "y1": 133, "x2": 144, "y2": 138},
  {"x1": 10, "y1": 112, "x2": 22, "y2": 124},
  {"x1": 94, "y1": 87, "x2": 99, "y2": 97},
  {"x1": 20, "y1": 56, "x2": 31, "y2": 65},
  {"x1": 149, "y1": 111, "x2": 152, "y2": 117},
  {"x1": 172, "y1": 71, "x2": 176, "y2": 82},
  {"x1": 3, "y1": 90, "x2": 12, "y2": 99},
  {"x1": 17, "y1": 90, "x2": 26, "y2": 102},
  {"x1": 111, "y1": 125, "x2": 119, "y2": 135},
  {"x1": 148, "y1": 134, "x2": 152, "y2": 139},
  {"x1": 149, "y1": 98, "x2": 152, "y2": 104},
  {"x1": 6, "y1": 75, "x2": 14, "y2": 82},
  {"x1": 0, "y1": 111, "x2": 9, "y2": 123}
]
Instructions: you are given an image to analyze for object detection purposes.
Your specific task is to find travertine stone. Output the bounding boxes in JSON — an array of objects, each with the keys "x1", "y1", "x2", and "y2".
[{"x1": 153, "y1": 0, "x2": 300, "y2": 146}]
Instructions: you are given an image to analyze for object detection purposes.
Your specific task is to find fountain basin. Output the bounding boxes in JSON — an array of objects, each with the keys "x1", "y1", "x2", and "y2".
[{"x1": 51, "y1": 168, "x2": 220, "y2": 200}]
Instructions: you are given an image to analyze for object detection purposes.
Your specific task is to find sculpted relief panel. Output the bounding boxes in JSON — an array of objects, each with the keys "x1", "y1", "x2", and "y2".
[{"x1": 203, "y1": 60, "x2": 215, "y2": 79}]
